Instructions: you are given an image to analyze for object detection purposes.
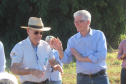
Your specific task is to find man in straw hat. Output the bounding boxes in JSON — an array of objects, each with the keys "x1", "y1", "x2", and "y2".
[{"x1": 10, "y1": 17, "x2": 63, "y2": 84}]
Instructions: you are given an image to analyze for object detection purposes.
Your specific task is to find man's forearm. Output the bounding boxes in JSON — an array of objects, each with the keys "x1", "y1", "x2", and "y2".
[
  {"x1": 49, "y1": 58, "x2": 63, "y2": 74},
  {"x1": 120, "y1": 55, "x2": 126, "y2": 60},
  {"x1": 49, "y1": 59, "x2": 60, "y2": 67},
  {"x1": 11, "y1": 63, "x2": 30, "y2": 75},
  {"x1": 79, "y1": 56, "x2": 92, "y2": 62},
  {"x1": 57, "y1": 48, "x2": 64, "y2": 60}
]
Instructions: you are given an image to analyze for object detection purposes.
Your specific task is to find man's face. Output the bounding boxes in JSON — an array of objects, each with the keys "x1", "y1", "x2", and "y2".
[
  {"x1": 73, "y1": 16, "x2": 89, "y2": 32},
  {"x1": 27, "y1": 28, "x2": 44, "y2": 46}
]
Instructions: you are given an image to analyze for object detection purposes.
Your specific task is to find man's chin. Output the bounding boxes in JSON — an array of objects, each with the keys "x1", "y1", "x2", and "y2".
[{"x1": 77, "y1": 30, "x2": 80, "y2": 32}]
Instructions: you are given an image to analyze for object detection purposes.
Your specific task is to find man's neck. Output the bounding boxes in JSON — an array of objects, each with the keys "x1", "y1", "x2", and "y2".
[
  {"x1": 32, "y1": 44, "x2": 37, "y2": 48},
  {"x1": 80, "y1": 28, "x2": 90, "y2": 36},
  {"x1": 31, "y1": 42, "x2": 38, "y2": 48}
]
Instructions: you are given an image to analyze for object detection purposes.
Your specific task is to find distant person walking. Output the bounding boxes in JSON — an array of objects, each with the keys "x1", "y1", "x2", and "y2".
[
  {"x1": 0, "y1": 72, "x2": 18, "y2": 84},
  {"x1": 117, "y1": 39, "x2": 126, "y2": 84}
]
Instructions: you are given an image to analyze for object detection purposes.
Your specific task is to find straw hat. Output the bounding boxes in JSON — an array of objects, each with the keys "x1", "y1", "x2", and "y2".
[{"x1": 21, "y1": 17, "x2": 51, "y2": 31}]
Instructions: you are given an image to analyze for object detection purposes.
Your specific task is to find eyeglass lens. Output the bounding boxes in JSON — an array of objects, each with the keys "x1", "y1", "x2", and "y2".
[
  {"x1": 73, "y1": 20, "x2": 85, "y2": 24},
  {"x1": 30, "y1": 29, "x2": 44, "y2": 35},
  {"x1": 34, "y1": 31, "x2": 44, "y2": 35}
]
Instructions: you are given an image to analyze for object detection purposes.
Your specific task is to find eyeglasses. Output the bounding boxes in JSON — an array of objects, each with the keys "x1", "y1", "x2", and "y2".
[
  {"x1": 29, "y1": 29, "x2": 44, "y2": 35},
  {"x1": 73, "y1": 20, "x2": 85, "y2": 24}
]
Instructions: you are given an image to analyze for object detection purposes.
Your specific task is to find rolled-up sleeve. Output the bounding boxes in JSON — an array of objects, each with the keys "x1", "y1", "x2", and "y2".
[
  {"x1": 61, "y1": 39, "x2": 73, "y2": 64},
  {"x1": 88, "y1": 32, "x2": 107, "y2": 63}
]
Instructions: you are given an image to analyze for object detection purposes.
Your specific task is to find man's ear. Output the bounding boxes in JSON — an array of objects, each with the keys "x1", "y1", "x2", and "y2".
[
  {"x1": 27, "y1": 28, "x2": 29, "y2": 35},
  {"x1": 87, "y1": 20, "x2": 90, "y2": 25}
]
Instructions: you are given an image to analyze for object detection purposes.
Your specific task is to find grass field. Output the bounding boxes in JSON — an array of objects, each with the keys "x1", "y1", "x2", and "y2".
[
  {"x1": 6, "y1": 49, "x2": 122, "y2": 84},
  {"x1": 106, "y1": 50, "x2": 121, "y2": 84}
]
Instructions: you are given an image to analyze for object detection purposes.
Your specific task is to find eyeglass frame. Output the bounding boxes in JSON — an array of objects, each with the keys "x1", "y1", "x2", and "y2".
[
  {"x1": 29, "y1": 28, "x2": 44, "y2": 35},
  {"x1": 73, "y1": 20, "x2": 86, "y2": 24}
]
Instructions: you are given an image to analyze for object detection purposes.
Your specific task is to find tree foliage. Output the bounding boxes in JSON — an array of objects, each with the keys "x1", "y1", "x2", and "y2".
[{"x1": 0, "y1": 0, "x2": 126, "y2": 57}]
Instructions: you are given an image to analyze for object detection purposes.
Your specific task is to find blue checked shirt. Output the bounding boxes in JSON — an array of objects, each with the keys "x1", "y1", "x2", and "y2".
[{"x1": 61, "y1": 28, "x2": 107, "y2": 74}]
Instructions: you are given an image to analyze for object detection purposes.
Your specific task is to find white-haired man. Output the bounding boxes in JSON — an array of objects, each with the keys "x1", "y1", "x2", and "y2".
[
  {"x1": 51, "y1": 10, "x2": 109, "y2": 84},
  {"x1": 10, "y1": 17, "x2": 63, "y2": 84}
]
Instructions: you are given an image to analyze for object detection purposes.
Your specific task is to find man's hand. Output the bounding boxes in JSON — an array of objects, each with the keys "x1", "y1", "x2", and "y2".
[
  {"x1": 121, "y1": 52, "x2": 126, "y2": 59},
  {"x1": 50, "y1": 37, "x2": 64, "y2": 59},
  {"x1": 71, "y1": 48, "x2": 82, "y2": 61},
  {"x1": 11, "y1": 63, "x2": 45, "y2": 79},
  {"x1": 29, "y1": 69, "x2": 45, "y2": 79},
  {"x1": 49, "y1": 58, "x2": 63, "y2": 74},
  {"x1": 71, "y1": 48, "x2": 92, "y2": 62},
  {"x1": 50, "y1": 37, "x2": 63, "y2": 51},
  {"x1": 53, "y1": 64, "x2": 63, "y2": 75}
]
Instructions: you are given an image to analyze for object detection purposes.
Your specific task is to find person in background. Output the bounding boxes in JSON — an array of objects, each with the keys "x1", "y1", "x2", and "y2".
[
  {"x1": 117, "y1": 39, "x2": 126, "y2": 84},
  {"x1": 0, "y1": 41, "x2": 18, "y2": 84},
  {"x1": 51, "y1": 10, "x2": 109, "y2": 84},
  {"x1": 45, "y1": 36, "x2": 63, "y2": 84},
  {"x1": 0, "y1": 41, "x2": 6, "y2": 73},
  {"x1": 0, "y1": 72, "x2": 18, "y2": 84},
  {"x1": 0, "y1": 79, "x2": 15, "y2": 84},
  {"x1": 10, "y1": 17, "x2": 63, "y2": 84}
]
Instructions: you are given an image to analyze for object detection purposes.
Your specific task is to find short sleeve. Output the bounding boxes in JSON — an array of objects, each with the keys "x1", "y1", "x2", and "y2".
[{"x1": 10, "y1": 43, "x2": 24, "y2": 65}]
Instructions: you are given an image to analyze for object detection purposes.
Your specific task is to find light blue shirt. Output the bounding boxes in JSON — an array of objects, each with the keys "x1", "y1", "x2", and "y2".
[
  {"x1": 50, "y1": 49, "x2": 63, "y2": 81},
  {"x1": 61, "y1": 28, "x2": 107, "y2": 74}
]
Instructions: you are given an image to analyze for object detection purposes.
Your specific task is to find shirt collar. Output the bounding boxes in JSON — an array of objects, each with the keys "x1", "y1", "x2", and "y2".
[
  {"x1": 89, "y1": 28, "x2": 93, "y2": 36},
  {"x1": 77, "y1": 32, "x2": 82, "y2": 38},
  {"x1": 26, "y1": 37, "x2": 32, "y2": 45},
  {"x1": 77, "y1": 28, "x2": 93, "y2": 38}
]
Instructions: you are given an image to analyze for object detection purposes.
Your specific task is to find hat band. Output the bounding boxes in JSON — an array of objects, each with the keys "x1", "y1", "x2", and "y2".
[{"x1": 28, "y1": 25, "x2": 43, "y2": 29}]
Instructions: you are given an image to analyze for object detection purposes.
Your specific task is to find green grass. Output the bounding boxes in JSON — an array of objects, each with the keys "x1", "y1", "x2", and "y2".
[
  {"x1": 62, "y1": 62, "x2": 76, "y2": 84},
  {"x1": 106, "y1": 50, "x2": 121, "y2": 84},
  {"x1": 6, "y1": 50, "x2": 122, "y2": 84}
]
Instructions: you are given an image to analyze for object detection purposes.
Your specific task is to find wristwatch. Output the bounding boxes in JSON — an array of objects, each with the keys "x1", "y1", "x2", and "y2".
[{"x1": 51, "y1": 67, "x2": 54, "y2": 72}]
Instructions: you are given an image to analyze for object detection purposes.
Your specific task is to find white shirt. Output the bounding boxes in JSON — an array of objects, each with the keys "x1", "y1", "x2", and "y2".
[
  {"x1": 10, "y1": 37, "x2": 54, "y2": 83},
  {"x1": 0, "y1": 41, "x2": 6, "y2": 73},
  {"x1": 0, "y1": 72, "x2": 18, "y2": 84},
  {"x1": 50, "y1": 49, "x2": 63, "y2": 81}
]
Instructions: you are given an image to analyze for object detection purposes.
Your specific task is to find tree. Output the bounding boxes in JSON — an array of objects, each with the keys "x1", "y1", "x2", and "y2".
[{"x1": 0, "y1": 0, "x2": 126, "y2": 58}]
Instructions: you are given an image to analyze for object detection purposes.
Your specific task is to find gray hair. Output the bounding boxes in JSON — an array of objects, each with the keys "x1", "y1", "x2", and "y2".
[
  {"x1": 73, "y1": 10, "x2": 91, "y2": 22},
  {"x1": 0, "y1": 79, "x2": 15, "y2": 84}
]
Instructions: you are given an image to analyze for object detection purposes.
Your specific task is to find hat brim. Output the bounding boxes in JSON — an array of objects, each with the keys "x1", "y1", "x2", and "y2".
[{"x1": 21, "y1": 26, "x2": 51, "y2": 31}]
